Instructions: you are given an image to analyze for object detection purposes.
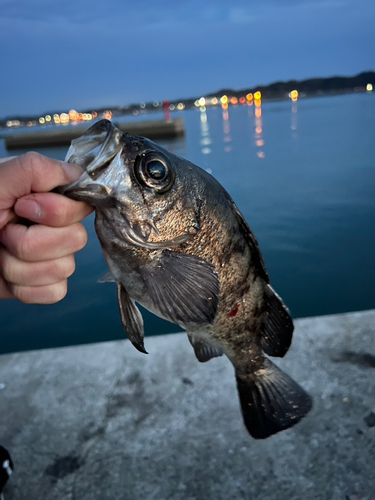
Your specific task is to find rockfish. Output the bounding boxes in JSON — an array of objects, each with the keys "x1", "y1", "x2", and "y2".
[{"x1": 62, "y1": 119, "x2": 312, "y2": 439}]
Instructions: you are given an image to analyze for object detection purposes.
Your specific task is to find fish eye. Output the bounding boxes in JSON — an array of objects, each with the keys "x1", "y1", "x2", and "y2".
[
  {"x1": 135, "y1": 150, "x2": 175, "y2": 193},
  {"x1": 146, "y1": 160, "x2": 167, "y2": 180}
]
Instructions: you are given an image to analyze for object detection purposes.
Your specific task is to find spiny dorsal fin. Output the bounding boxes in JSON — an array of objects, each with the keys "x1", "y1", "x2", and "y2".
[
  {"x1": 261, "y1": 284, "x2": 294, "y2": 358},
  {"x1": 117, "y1": 283, "x2": 147, "y2": 354},
  {"x1": 227, "y1": 197, "x2": 269, "y2": 282},
  {"x1": 187, "y1": 333, "x2": 223, "y2": 363}
]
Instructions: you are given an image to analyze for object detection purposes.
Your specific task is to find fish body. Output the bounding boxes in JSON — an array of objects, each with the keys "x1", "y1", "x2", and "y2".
[{"x1": 62, "y1": 119, "x2": 312, "y2": 439}]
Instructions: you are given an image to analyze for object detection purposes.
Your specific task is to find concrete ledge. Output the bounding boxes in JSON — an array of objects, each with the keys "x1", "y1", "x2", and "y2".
[
  {"x1": 4, "y1": 118, "x2": 185, "y2": 149},
  {"x1": 1, "y1": 310, "x2": 374, "y2": 499}
]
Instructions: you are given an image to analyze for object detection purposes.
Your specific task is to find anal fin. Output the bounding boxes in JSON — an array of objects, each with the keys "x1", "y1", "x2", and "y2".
[
  {"x1": 117, "y1": 283, "x2": 147, "y2": 354},
  {"x1": 262, "y1": 284, "x2": 294, "y2": 358},
  {"x1": 236, "y1": 359, "x2": 312, "y2": 439},
  {"x1": 187, "y1": 333, "x2": 223, "y2": 363}
]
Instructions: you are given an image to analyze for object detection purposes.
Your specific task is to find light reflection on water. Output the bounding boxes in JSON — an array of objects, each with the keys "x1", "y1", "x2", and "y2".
[
  {"x1": 199, "y1": 107, "x2": 212, "y2": 156},
  {"x1": 222, "y1": 106, "x2": 232, "y2": 153},
  {"x1": 1, "y1": 93, "x2": 374, "y2": 354}
]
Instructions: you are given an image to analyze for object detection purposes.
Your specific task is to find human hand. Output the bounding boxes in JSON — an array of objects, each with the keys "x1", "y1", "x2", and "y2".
[{"x1": 0, "y1": 152, "x2": 93, "y2": 304}]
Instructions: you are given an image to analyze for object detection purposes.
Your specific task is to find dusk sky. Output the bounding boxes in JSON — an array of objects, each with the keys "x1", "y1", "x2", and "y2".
[{"x1": 1, "y1": 0, "x2": 374, "y2": 118}]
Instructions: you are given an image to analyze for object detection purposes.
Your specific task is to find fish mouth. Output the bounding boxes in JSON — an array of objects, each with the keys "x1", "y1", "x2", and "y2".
[
  {"x1": 65, "y1": 119, "x2": 123, "y2": 175},
  {"x1": 59, "y1": 119, "x2": 124, "y2": 205}
]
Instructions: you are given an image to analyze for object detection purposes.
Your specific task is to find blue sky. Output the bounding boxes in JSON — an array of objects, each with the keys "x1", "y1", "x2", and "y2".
[{"x1": 1, "y1": 0, "x2": 374, "y2": 117}]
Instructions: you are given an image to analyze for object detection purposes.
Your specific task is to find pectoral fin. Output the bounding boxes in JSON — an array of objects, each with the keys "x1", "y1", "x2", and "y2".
[
  {"x1": 117, "y1": 283, "x2": 147, "y2": 354},
  {"x1": 261, "y1": 284, "x2": 294, "y2": 358},
  {"x1": 143, "y1": 251, "x2": 220, "y2": 326},
  {"x1": 187, "y1": 333, "x2": 223, "y2": 362}
]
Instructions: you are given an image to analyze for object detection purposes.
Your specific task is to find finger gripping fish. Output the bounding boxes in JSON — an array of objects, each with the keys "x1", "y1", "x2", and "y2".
[{"x1": 62, "y1": 119, "x2": 312, "y2": 439}]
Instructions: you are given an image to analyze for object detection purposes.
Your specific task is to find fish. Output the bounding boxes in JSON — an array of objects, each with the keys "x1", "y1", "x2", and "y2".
[{"x1": 61, "y1": 119, "x2": 312, "y2": 439}]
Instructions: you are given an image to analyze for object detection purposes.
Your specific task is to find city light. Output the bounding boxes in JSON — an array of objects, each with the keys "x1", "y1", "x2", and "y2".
[
  {"x1": 220, "y1": 95, "x2": 228, "y2": 105},
  {"x1": 45, "y1": 115, "x2": 51, "y2": 122},
  {"x1": 60, "y1": 113, "x2": 70, "y2": 124},
  {"x1": 246, "y1": 93, "x2": 253, "y2": 101},
  {"x1": 253, "y1": 91, "x2": 262, "y2": 108},
  {"x1": 69, "y1": 110, "x2": 78, "y2": 121},
  {"x1": 366, "y1": 83, "x2": 373, "y2": 92},
  {"x1": 6, "y1": 120, "x2": 20, "y2": 127},
  {"x1": 39, "y1": 117, "x2": 45, "y2": 124},
  {"x1": 199, "y1": 97, "x2": 206, "y2": 107},
  {"x1": 289, "y1": 90, "x2": 298, "y2": 102}
]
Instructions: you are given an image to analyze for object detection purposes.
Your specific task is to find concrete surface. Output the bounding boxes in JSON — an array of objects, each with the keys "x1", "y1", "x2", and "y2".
[{"x1": 0, "y1": 310, "x2": 374, "y2": 500}]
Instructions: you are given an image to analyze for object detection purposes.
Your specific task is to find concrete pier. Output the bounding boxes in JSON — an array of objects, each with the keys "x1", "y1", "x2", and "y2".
[
  {"x1": 4, "y1": 118, "x2": 185, "y2": 149},
  {"x1": 1, "y1": 309, "x2": 374, "y2": 500}
]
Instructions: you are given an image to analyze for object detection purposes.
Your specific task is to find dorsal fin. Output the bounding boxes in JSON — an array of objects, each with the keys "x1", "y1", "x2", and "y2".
[
  {"x1": 261, "y1": 284, "x2": 294, "y2": 357},
  {"x1": 227, "y1": 197, "x2": 269, "y2": 282}
]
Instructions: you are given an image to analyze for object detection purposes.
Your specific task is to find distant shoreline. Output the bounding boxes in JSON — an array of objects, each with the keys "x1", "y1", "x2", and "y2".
[{"x1": 1, "y1": 70, "x2": 374, "y2": 129}]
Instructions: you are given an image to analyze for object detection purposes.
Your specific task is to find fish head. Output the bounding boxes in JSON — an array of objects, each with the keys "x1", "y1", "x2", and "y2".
[{"x1": 61, "y1": 119, "x2": 203, "y2": 249}]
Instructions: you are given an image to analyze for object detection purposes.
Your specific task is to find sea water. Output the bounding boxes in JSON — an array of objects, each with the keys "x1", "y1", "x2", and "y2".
[{"x1": 1, "y1": 92, "x2": 374, "y2": 353}]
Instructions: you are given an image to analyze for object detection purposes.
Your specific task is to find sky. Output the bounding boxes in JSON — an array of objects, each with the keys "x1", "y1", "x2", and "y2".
[{"x1": 1, "y1": 0, "x2": 374, "y2": 118}]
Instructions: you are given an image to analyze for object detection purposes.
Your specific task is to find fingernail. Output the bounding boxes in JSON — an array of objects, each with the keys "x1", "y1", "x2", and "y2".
[
  {"x1": 15, "y1": 199, "x2": 42, "y2": 220},
  {"x1": 61, "y1": 162, "x2": 84, "y2": 182}
]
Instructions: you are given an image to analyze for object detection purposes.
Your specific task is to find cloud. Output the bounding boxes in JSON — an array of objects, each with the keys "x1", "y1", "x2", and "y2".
[{"x1": 0, "y1": 0, "x2": 357, "y2": 26}]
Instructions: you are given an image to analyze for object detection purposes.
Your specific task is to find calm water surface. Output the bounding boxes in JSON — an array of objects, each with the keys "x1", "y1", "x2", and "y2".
[{"x1": 1, "y1": 93, "x2": 374, "y2": 354}]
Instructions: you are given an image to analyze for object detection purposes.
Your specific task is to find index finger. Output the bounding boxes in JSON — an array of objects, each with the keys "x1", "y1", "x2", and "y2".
[
  {"x1": 0, "y1": 152, "x2": 83, "y2": 211},
  {"x1": 14, "y1": 191, "x2": 93, "y2": 227}
]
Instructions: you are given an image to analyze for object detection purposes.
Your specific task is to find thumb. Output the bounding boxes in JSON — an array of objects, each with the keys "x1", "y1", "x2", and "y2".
[{"x1": 0, "y1": 152, "x2": 83, "y2": 211}]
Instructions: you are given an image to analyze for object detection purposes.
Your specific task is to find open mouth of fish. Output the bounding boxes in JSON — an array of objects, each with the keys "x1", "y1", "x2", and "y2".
[{"x1": 60, "y1": 120, "x2": 190, "y2": 250}]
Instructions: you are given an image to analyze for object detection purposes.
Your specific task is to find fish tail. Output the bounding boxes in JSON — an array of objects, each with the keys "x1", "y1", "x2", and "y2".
[{"x1": 235, "y1": 359, "x2": 312, "y2": 439}]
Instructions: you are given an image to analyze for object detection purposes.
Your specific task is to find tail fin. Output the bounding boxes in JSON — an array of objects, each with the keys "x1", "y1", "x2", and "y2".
[{"x1": 236, "y1": 359, "x2": 312, "y2": 439}]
